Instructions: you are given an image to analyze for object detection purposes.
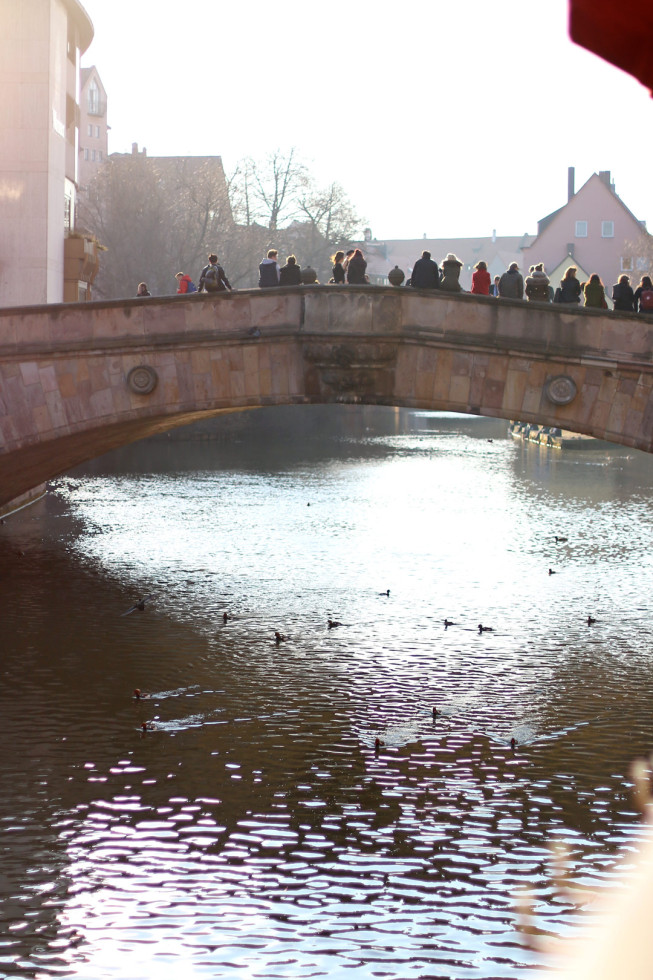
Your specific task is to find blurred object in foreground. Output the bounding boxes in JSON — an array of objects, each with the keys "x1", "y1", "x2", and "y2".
[{"x1": 569, "y1": 0, "x2": 653, "y2": 94}]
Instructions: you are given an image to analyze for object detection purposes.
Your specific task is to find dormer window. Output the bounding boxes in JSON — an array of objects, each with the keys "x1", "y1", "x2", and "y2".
[{"x1": 575, "y1": 220, "x2": 588, "y2": 238}]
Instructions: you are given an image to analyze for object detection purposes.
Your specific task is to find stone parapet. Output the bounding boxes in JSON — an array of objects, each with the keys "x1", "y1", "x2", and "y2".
[{"x1": 0, "y1": 286, "x2": 651, "y2": 509}]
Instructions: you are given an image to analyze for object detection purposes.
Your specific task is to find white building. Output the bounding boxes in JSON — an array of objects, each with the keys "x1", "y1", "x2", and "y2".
[{"x1": 0, "y1": 0, "x2": 97, "y2": 307}]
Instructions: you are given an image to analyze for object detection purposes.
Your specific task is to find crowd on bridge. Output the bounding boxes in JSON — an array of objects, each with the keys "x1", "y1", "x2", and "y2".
[{"x1": 135, "y1": 248, "x2": 653, "y2": 315}]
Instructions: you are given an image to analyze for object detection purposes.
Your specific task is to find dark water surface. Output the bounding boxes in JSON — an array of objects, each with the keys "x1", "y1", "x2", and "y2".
[{"x1": 1, "y1": 407, "x2": 652, "y2": 980}]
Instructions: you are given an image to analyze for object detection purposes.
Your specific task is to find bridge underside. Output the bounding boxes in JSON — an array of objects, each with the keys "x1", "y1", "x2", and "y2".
[{"x1": 0, "y1": 286, "x2": 652, "y2": 509}]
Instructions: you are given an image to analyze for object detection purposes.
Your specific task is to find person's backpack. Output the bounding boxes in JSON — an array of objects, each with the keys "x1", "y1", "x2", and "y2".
[
  {"x1": 186, "y1": 280, "x2": 197, "y2": 293},
  {"x1": 203, "y1": 265, "x2": 222, "y2": 292},
  {"x1": 639, "y1": 288, "x2": 653, "y2": 310}
]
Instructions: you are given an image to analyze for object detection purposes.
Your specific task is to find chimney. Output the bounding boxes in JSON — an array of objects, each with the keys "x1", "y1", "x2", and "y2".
[
  {"x1": 132, "y1": 142, "x2": 138, "y2": 155},
  {"x1": 568, "y1": 166, "x2": 575, "y2": 201},
  {"x1": 492, "y1": 228, "x2": 497, "y2": 243},
  {"x1": 566, "y1": 243, "x2": 575, "y2": 258},
  {"x1": 598, "y1": 170, "x2": 611, "y2": 189}
]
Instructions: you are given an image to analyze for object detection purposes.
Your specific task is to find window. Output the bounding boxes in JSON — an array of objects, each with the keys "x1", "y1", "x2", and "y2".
[
  {"x1": 84, "y1": 148, "x2": 89, "y2": 160},
  {"x1": 636, "y1": 257, "x2": 648, "y2": 270},
  {"x1": 98, "y1": 151, "x2": 103, "y2": 161},
  {"x1": 87, "y1": 123, "x2": 92, "y2": 136},
  {"x1": 87, "y1": 80, "x2": 99, "y2": 114},
  {"x1": 95, "y1": 125, "x2": 100, "y2": 138},
  {"x1": 91, "y1": 150, "x2": 96, "y2": 162},
  {"x1": 575, "y1": 220, "x2": 588, "y2": 238},
  {"x1": 620, "y1": 256, "x2": 633, "y2": 271},
  {"x1": 602, "y1": 220, "x2": 614, "y2": 238}
]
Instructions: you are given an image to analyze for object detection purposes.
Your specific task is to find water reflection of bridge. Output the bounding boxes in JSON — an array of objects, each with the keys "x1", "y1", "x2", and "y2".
[{"x1": 0, "y1": 285, "x2": 652, "y2": 508}]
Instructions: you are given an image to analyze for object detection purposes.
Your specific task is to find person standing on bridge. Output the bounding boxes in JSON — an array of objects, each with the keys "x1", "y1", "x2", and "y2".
[
  {"x1": 471, "y1": 260, "x2": 491, "y2": 295},
  {"x1": 633, "y1": 275, "x2": 653, "y2": 313},
  {"x1": 525, "y1": 263, "x2": 550, "y2": 302},
  {"x1": 259, "y1": 249, "x2": 281, "y2": 287},
  {"x1": 498, "y1": 262, "x2": 524, "y2": 299},
  {"x1": 583, "y1": 273, "x2": 607, "y2": 309},
  {"x1": 279, "y1": 255, "x2": 302, "y2": 286},
  {"x1": 346, "y1": 248, "x2": 367, "y2": 284},
  {"x1": 175, "y1": 272, "x2": 197, "y2": 294},
  {"x1": 136, "y1": 282, "x2": 151, "y2": 297},
  {"x1": 409, "y1": 250, "x2": 440, "y2": 289},
  {"x1": 612, "y1": 275, "x2": 635, "y2": 312},
  {"x1": 554, "y1": 265, "x2": 581, "y2": 304},
  {"x1": 199, "y1": 253, "x2": 232, "y2": 293},
  {"x1": 331, "y1": 251, "x2": 346, "y2": 284}
]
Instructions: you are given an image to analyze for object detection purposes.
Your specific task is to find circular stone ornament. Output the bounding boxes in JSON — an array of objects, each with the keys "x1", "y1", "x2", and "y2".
[
  {"x1": 545, "y1": 374, "x2": 577, "y2": 405},
  {"x1": 127, "y1": 365, "x2": 158, "y2": 395}
]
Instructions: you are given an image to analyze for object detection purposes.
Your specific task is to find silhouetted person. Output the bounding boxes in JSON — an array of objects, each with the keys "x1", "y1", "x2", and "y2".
[
  {"x1": 409, "y1": 250, "x2": 440, "y2": 289},
  {"x1": 331, "y1": 251, "x2": 346, "y2": 284},
  {"x1": 554, "y1": 265, "x2": 581, "y2": 304},
  {"x1": 612, "y1": 274, "x2": 635, "y2": 312},
  {"x1": 199, "y1": 253, "x2": 231, "y2": 292},
  {"x1": 346, "y1": 248, "x2": 367, "y2": 284},
  {"x1": 498, "y1": 262, "x2": 524, "y2": 299},
  {"x1": 259, "y1": 249, "x2": 280, "y2": 287},
  {"x1": 525, "y1": 263, "x2": 550, "y2": 302},
  {"x1": 583, "y1": 273, "x2": 607, "y2": 309},
  {"x1": 279, "y1": 255, "x2": 302, "y2": 286},
  {"x1": 634, "y1": 275, "x2": 653, "y2": 313}
]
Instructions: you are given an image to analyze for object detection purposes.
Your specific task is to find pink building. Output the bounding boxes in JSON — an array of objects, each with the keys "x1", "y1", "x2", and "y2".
[{"x1": 522, "y1": 168, "x2": 651, "y2": 298}]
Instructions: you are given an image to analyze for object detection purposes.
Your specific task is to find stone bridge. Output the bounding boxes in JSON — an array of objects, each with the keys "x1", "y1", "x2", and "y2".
[{"x1": 0, "y1": 285, "x2": 652, "y2": 509}]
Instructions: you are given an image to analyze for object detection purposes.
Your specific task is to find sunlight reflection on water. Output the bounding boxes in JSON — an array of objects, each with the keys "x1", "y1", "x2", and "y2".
[{"x1": 1, "y1": 409, "x2": 652, "y2": 979}]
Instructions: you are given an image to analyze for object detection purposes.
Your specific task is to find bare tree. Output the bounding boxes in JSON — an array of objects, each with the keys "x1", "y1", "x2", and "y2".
[
  {"x1": 78, "y1": 153, "x2": 236, "y2": 298},
  {"x1": 79, "y1": 147, "x2": 365, "y2": 293},
  {"x1": 622, "y1": 231, "x2": 653, "y2": 284},
  {"x1": 243, "y1": 148, "x2": 309, "y2": 233},
  {"x1": 295, "y1": 181, "x2": 363, "y2": 281}
]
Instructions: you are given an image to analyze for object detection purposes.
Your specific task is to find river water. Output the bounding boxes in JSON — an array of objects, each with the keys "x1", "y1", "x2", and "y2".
[{"x1": 1, "y1": 406, "x2": 652, "y2": 980}]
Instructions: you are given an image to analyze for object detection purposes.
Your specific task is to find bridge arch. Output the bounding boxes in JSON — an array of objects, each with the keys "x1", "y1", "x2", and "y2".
[{"x1": 0, "y1": 285, "x2": 652, "y2": 508}]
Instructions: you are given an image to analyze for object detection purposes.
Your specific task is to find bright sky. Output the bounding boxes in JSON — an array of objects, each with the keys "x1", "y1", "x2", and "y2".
[{"x1": 80, "y1": 0, "x2": 653, "y2": 241}]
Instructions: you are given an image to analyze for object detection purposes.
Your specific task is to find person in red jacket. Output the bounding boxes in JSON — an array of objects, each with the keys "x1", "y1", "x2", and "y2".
[
  {"x1": 175, "y1": 272, "x2": 197, "y2": 294},
  {"x1": 471, "y1": 260, "x2": 491, "y2": 295}
]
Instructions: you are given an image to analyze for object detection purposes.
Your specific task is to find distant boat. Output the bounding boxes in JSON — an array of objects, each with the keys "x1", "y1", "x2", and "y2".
[{"x1": 508, "y1": 421, "x2": 613, "y2": 450}]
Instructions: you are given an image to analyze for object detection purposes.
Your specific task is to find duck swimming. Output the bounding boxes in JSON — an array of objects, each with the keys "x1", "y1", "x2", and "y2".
[
  {"x1": 554, "y1": 536, "x2": 568, "y2": 543},
  {"x1": 275, "y1": 631, "x2": 287, "y2": 644},
  {"x1": 328, "y1": 619, "x2": 342, "y2": 629},
  {"x1": 548, "y1": 568, "x2": 556, "y2": 575},
  {"x1": 133, "y1": 689, "x2": 149, "y2": 700},
  {"x1": 122, "y1": 594, "x2": 154, "y2": 616},
  {"x1": 444, "y1": 619, "x2": 455, "y2": 628},
  {"x1": 587, "y1": 615, "x2": 597, "y2": 626},
  {"x1": 141, "y1": 721, "x2": 156, "y2": 731},
  {"x1": 510, "y1": 737, "x2": 517, "y2": 749},
  {"x1": 222, "y1": 612, "x2": 229, "y2": 624},
  {"x1": 378, "y1": 589, "x2": 390, "y2": 597},
  {"x1": 478, "y1": 624, "x2": 494, "y2": 633}
]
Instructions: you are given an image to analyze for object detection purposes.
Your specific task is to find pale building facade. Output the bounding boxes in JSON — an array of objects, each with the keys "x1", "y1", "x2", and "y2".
[
  {"x1": 0, "y1": 0, "x2": 97, "y2": 308},
  {"x1": 78, "y1": 66, "x2": 108, "y2": 189}
]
